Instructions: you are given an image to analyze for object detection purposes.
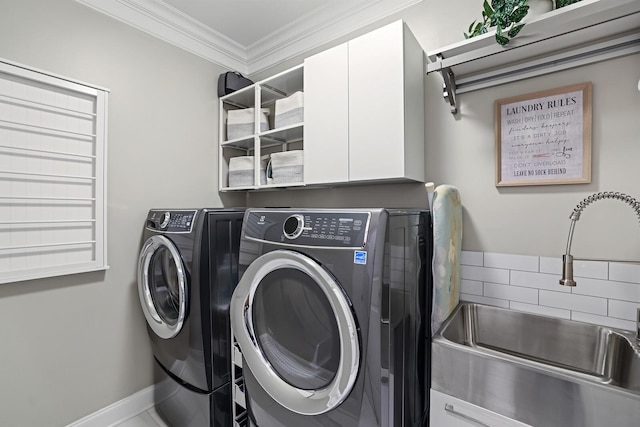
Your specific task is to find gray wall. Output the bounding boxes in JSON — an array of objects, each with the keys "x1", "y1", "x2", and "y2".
[
  {"x1": 0, "y1": 0, "x2": 241, "y2": 425},
  {"x1": 0, "y1": 0, "x2": 638, "y2": 426}
]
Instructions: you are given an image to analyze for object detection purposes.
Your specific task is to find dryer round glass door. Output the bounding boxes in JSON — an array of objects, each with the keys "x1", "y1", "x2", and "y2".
[
  {"x1": 231, "y1": 249, "x2": 360, "y2": 416},
  {"x1": 138, "y1": 235, "x2": 187, "y2": 339}
]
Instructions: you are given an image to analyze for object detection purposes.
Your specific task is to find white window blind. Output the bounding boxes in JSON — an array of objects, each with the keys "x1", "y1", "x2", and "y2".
[{"x1": 0, "y1": 59, "x2": 109, "y2": 284}]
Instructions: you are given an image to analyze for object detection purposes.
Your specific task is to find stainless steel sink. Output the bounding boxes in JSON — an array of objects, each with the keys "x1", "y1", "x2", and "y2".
[
  {"x1": 431, "y1": 303, "x2": 640, "y2": 427},
  {"x1": 441, "y1": 303, "x2": 640, "y2": 387}
]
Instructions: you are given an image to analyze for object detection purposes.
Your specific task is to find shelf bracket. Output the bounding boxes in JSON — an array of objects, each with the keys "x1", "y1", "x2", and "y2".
[{"x1": 438, "y1": 56, "x2": 458, "y2": 114}]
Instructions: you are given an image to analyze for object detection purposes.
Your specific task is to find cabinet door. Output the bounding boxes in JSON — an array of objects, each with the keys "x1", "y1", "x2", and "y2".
[
  {"x1": 430, "y1": 389, "x2": 532, "y2": 427},
  {"x1": 303, "y1": 43, "x2": 349, "y2": 185},
  {"x1": 348, "y1": 21, "x2": 406, "y2": 182},
  {"x1": 348, "y1": 21, "x2": 425, "y2": 183}
]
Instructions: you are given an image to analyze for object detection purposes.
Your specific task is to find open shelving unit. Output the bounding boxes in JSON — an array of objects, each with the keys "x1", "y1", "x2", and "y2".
[
  {"x1": 426, "y1": 0, "x2": 640, "y2": 113},
  {"x1": 219, "y1": 64, "x2": 304, "y2": 191}
]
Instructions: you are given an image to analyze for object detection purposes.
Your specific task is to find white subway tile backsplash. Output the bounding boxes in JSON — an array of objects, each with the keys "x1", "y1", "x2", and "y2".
[
  {"x1": 540, "y1": 258, "x2": 607, "y2": 279},
  {"x1": 609, "y1": 262, "x2": 640, "y2": 284},
  {"x1": 509, "y1": 301, "x2": 571, "y2": 319},
  {"x1": 570, "y1": 311, "x2": 636, "y2": 331},
  {"x1": 539, "y1": 257, "x2": 561, "y2": 275},
  {"x1": 455, "y1": 251, "x2": 637, "y2": 332},
  {"x1": 539, "y1": 290, "x2": 607, "y2": 315},
  {"x1": 461, "y1": 265, "x2": 509, "y2": 284},
  {"x1": 460, "y1": 279, "x2": 483, "y2": 296},
  {"x1": 484, "y1": 282, "x2": 538, "y2": 304},
  {"x1": 574, "y1": 260, "x2": 609, "y2": 280},
  {"x1": 571, "y1": 277, "x2": 640, "y2": 302},
  {"x1": 460, "y1": 293, "x2": 510, "y2": 309},
  {"x1": 484, "y1": 252, "x2": 538, "y2": 272},
  {"x1": 608, "y1": 299, "x2": 640, "y2": 321},
  {"x1": 460, "y1": 251, "x2": 483, "y2": 266},
  {"x1": 510, "y1": 270, "x2": 570, "y2": 292}
]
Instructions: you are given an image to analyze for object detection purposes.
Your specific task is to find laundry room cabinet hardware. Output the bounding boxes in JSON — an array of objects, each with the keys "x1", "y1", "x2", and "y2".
[
  {"x1": 426, "y1": 0, "x2": 640, "y2": 114},
  {"x1": 430, "y1": 389, "x2": 532, "y2": 427},
  {"x1": 0, "y1": 58, "x2": 108, "y2": 285},
  {"x1": 219, "y1": 64, "x2": 305, "y2": 191}
]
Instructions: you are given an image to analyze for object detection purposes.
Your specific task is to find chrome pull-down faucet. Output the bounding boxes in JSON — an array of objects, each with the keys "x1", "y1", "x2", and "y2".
[{"x1": 560, "y1": 192, "x2": 640, "y2": 287}]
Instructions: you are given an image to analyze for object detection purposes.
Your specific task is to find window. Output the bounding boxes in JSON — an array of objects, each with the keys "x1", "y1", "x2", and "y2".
[{"x1": 0, "y1": 59, "x2": 109, "y2": 284}]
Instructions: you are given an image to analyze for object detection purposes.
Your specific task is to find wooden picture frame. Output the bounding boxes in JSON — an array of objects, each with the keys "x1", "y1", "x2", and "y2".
[{"x1": 495, "y1": 82, "x2": 592, "y2": 186}]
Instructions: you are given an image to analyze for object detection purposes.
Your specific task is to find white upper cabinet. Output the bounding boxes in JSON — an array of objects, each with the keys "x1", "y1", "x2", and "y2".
[
  {"x1": 304, "y1": 20, "x2": 425, "y2": 185},
  {"x1": 348, "y1": 20, "x2": 424, "y2": 183},
  {"x1": 219, "y1": 20, "x2": 425, "y2": 191},
  {"x1": 303, "y1": 44, "x2": 349, "y2": 185}
]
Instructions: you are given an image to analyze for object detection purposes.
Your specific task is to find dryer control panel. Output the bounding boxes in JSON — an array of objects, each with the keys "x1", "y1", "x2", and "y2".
[
  {"x1": 146, "y1": 210, "x2": 197, "y2": 233},
  {"x1": 244, "y1": 210, "x2": 372, "y2": 248}
]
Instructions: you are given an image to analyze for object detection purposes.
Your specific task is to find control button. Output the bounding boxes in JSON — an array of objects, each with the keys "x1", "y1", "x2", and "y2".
[
  {"x1": 283, "y1": 214, "x2": 305, "y2": 239},
  {"x1": 160, "y1": 212, "x2": 171, "y2": 229}
]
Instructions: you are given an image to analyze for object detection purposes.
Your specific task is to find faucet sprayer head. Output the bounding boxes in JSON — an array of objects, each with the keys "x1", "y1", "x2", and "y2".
[{"x1": 559, "y1": 191, "x2": 640, "y2": 288}]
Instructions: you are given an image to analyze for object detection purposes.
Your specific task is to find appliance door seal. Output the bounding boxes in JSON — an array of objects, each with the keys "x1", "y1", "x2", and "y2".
[
  {"x1": 231, "y1": 249, "x2": 360, "y2": 415},
  {"x1": 138, "y1": 235, "x2": 187, "y2": 339}
]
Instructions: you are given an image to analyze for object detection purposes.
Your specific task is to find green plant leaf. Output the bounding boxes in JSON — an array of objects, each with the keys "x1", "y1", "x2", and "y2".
[
  {"x1": 510, "y1": 5, "x2": 529, "y2": 23},
  {"x1": 496, "y1": 33, "x2": 510, "y2": 45},
  {"x1": 556, "y1": 0, "x2": 581, "y2": 8},
  {"x1": 468, "y1": 20, "x2": 477, "y2": 33},
  {"x1": 483, "y1": 0, "x2": 494, "y2": 17},
  {"x1": 508, "y1": 23, "x2": 525, "y2": 38}
]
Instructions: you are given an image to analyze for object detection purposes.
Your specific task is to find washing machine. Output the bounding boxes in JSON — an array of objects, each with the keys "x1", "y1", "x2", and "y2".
[
  {"x1": 230, "y1": 208, "x2": 433, "y2": 427},
  {"x1": 138, "y1": 208, "x2": 245, "y2": 427}
]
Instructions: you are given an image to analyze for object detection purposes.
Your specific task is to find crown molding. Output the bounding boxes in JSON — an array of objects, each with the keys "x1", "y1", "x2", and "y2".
[
  {"x1": 75, "y1": 0, "x2": 423, "y2": 75},
  {"x1": 247, "y1": 0, "x2": 423, "y2": 74},
  {"x1": 76, "y1": 0, "x2": 250, "y2": 73}
]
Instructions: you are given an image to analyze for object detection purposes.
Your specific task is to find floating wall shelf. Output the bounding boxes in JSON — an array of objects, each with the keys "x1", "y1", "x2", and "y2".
[{"x1": 426, "y1": 0, "x2": 640, "y2": 113}]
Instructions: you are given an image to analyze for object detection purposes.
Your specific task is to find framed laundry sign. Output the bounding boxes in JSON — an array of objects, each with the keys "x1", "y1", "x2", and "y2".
[{"x1": 495, "y1": 82, "x2": 592, "y2": 186}]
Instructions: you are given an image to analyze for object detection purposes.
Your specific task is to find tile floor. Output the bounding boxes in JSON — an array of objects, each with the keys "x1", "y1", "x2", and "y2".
[{"x1": 115, "y1": 407, "x2": 169, "y2": 427}]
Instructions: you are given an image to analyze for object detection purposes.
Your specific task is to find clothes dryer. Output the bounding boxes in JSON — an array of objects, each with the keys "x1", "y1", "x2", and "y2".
[
  {"x1": 138, "y1": 208, "x2": 244, "y2": 427},
  {"x1": 230, "y1": 208, "x2": 433, "y2": 427}
]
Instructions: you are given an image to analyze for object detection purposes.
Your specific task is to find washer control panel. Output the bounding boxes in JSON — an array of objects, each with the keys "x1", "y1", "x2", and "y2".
[
  {"x1": 245, "y1": 210, "x2": 371, "y2": 247},
  {"x1": 146, "y1": 210, "x2": 197, "y2": 233}
]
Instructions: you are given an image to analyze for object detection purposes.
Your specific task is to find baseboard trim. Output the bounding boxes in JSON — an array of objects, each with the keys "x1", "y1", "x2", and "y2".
[{"x1": 66, "y1": 385, "x2": 157, "y2": 427}]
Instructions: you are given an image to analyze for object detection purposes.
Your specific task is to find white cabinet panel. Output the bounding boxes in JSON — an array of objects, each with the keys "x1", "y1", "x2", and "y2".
[
  {"x1": 303, "y1": 44, "x2": 349, "y2": 185},
  {"x1": 348, "y1": 21, "x2": 406, "y2": 182},
  {"x1": 430, "y1": 389, "x2": 532, "y2": 427},
  {"x1": 348, "y1": 20, "x2": 424, "y2": 183}
]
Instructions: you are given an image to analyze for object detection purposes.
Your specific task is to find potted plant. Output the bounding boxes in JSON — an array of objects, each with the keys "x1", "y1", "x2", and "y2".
[
  {"x1": 556, "y1": 0, "x2": 581, "y2": 7},
  {"x1": 465, "y1": 0, "x2": 581, "y2": 46}
]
